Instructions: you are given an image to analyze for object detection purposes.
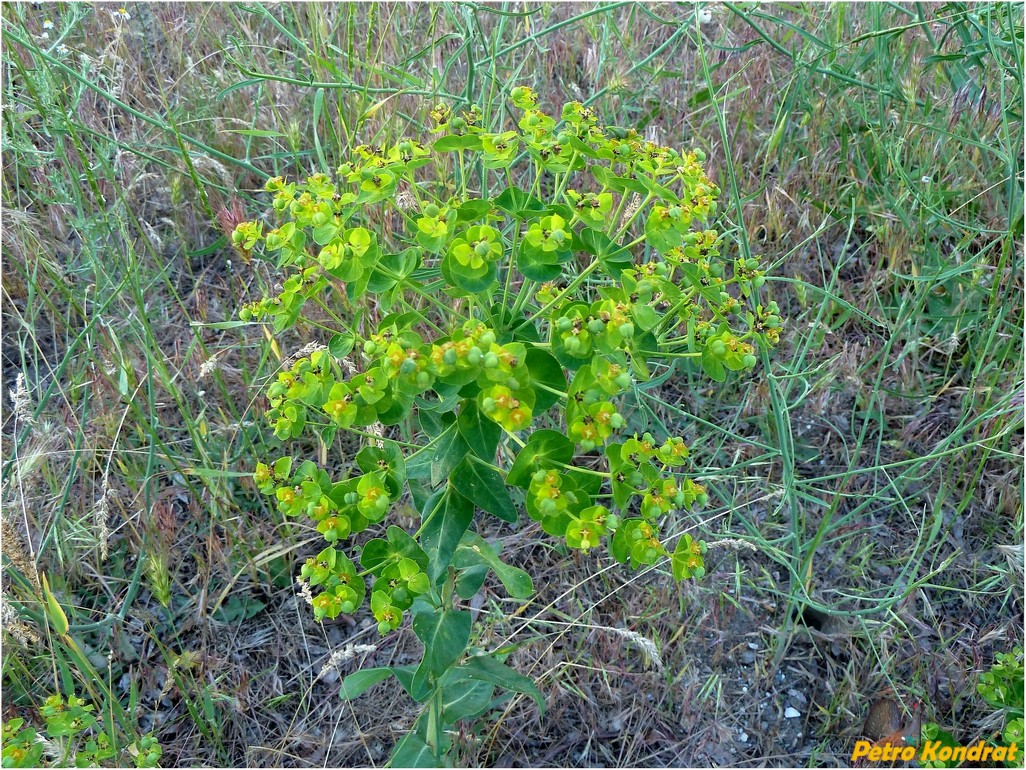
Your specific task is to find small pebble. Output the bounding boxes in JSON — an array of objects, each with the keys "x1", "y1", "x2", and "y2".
[
  {"x1": 747, "y1": 642, "x2": 759, "y2": 650},
  {"x1": 739, "y1": 732, "x2": 749, "y2": 743},
  {"x1": 784, "y1": 707, "x2": 801, "y2": 719},
  {"x1": 741, "y1": 650, "x2": 756, "y2": 664}
]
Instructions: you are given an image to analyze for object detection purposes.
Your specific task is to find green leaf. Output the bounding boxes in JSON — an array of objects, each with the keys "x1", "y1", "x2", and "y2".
[
  {"x1": 455, "y1": 563, "x2": 489, "y2": 599},
  {"x1": 517, "y1": 244, "x2": 565, "y2": 282},
  {"x1": 431, "y1": 422, "x2": 470, "y2": 487},
  {"x1": 442, "y1": 252, "x2": 497, "y2": 294},
  {"x1": 609, "y1": 518, "x2": 635, "y2": 564},
  {"x1": 439, "y1": 669, "x2": 495, "y2": 723},
  {"x1": 591, "y1": 165, "x2": 646, "y2": 194},
  {"x1": 506, "y1": 430, "x2": 574, "y2": 488},
  {"x1": 524, "y1": 349, "x2": 567, "y2": 411},
  {"x1": 41, "y1": 574, "x2": 69, "y2": 636},
  {"x1": 361, "y1": 525, "x2": 429, "y2": 573},
  {"x1": 494, "y1": 185, "x2": 546, "y2": 218},
  {"x1": 389, "y1": 729, "x2": 438, "y2": 768},
  {"x1": 411, "y1": 608, "x2": 473, "y2": 699},
  {"x1": 634, "y1": 173, "x2": 679, "y2": 202},
  {"x1": 631, "y1": 303, "x2": 660, "y2": 331},
  {"x1": 457, "y1": 400, "x2": 501, "y2": 460},
  {"x1": 629, "y1": 341, "x2": 652, "y2": 382},
  {"x1": 367, "y1": 248, "x2": 419, "y2": 294},
  {"x1": 406, "y1": 421, "x2": 469, "y2": 486},
  {"x1": 339, "y1": 667, "x2": 394, "y2": 700},
  {"x1": 453, "y1": 532, "x2": 534, "y2": 599},
  {"x1": 312, "y1": 222, "x2": 341, "y2": 246},
  {"x1": 458, "y1": 654, "x2": 544, "y2": 715},
  {"x1": 561, "y1": 133, "x2": 600, "y2": 158},
  {"x1": 390, "y1": 664, "x2": 419, "y2": 699},
  {"x1": 328, "y1": 333, "x2": 355, "y2": 359},
  {"x1": 670, "y1": 534, "x2": 707, "y2": 581},
  {"x1": 433, "y1": 134, "x2": 484, "y2": 152},
  {"x1": 419, "y1": 487, "x2": 474, "y2": 581},
  {"x1": 457, "y1": 198, "x2": 493, "y2": 222},
  {"x1": 450, "y1": 457, "x2": 518, "y2": 523},
  {"x1": 701, "y1": 347, "x2": 726, "y2": 382},
  {"x1": 577, "y1": 227, "x2": 631, "y2": 274}
]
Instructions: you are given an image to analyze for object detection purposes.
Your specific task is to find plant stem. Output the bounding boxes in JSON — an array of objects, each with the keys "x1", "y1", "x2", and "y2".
[{"x1": 426, "y1": 687, "x2": 445, "y2": 761}]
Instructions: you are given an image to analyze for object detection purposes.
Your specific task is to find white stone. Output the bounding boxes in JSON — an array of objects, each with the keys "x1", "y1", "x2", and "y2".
[{"x1": 784, "y1": 707, "x2": 801, "y2": 719}]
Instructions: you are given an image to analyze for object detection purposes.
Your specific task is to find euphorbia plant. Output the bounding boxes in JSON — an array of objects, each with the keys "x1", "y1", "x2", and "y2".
[{"x1": 235, "y1": 86, "x2": 782, "y2": 766}]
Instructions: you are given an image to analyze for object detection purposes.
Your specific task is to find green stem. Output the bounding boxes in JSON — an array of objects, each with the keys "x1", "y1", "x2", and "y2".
[
  {"x1": 499, "y1": 227, "x2": 521, "y2": 313},
  {"x1": 508, "y1": 276, "x2": 537, "y2": 321},
  {"x1": 554, "y1": 461, "x2": 610, "y2": 477},
  {"x1": 426, "y1": 687, "x2": 445, "y2": 760},
  {"x1": 552, "y1": 151, "x2": 580, "y2": 200}
]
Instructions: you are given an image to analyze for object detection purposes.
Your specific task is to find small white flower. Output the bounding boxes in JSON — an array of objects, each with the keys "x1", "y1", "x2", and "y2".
[
  {"x1": 38, "y1": 30, "x2": 49, "y2": 40},
  {"x1": 111, "y1": 7, "x2": 131, "y2": 20},
  {"x1": 697, "y1": 7, "x2": 713, "y2": 24},
  {"x1": 42, "y1": 19, "x2": 54, "y2": 30},
  {"x1": 56, "y1": 44, "x2": 69, "y2": 57}
]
